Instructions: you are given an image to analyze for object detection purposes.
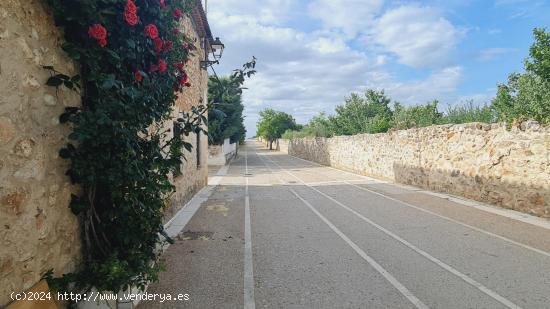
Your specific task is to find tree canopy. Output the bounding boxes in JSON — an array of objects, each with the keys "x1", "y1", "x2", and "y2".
[
  {"x1": 257, "y1": 109, "x2": 298, "y2": 149},
  {"x1": 208, "y1": 76, "x2": 246, "y2": 144},
  {"x1": 328, "y1": 90, "x2": 393, "y2": 135},
  {"x1": 492, "y1": 28, "x2": 550, "y2": 125}
]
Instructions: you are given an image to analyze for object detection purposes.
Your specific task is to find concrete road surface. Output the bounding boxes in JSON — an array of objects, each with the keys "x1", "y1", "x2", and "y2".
[{"x1": 139, "y1": 141, "x2": 550, "y2": 309}]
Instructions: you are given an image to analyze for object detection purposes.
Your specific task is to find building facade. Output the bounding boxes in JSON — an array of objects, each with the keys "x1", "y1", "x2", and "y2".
[{"x1": 0, "y1": 0, "x2": 212, "y2": 305}]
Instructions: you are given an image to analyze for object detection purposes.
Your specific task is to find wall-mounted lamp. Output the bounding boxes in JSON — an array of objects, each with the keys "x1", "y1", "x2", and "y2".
[
  {"x1": 200, "y1": 37, "x2": 225, "y2": 70},
  {"x1": 210, "y1": 37, "x2": 224, "y2": 60}
]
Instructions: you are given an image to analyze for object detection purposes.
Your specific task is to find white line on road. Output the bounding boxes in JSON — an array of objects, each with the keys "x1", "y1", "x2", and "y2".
[
  {"x1": 344, "y1": 181, "x2": 550, "y2": 259},
  {"x1": 255, "y1": 150, "x2": 429, "y2": 309},
  {"x1": 290, "y1": 188, "x2": 430, "y2": 309},
  {"x1": 244, "y1": 149, "x2": 256, "y2": 309},
  {"x1": 287, "y1": 153, "x2": 550, "y2": 234},
  {"x1": 263, "y1": 153, "x2": 522, "y2": 309}
]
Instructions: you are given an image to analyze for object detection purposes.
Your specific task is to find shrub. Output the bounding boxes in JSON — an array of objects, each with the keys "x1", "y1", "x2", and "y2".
[
  {"x1": 329, "y1": 90, "x2": 393, "y2": 135},
  {"x1": 392, "y1": 101, "x2": 442, "y2": 130},
  {"x1": 442, "y1": 101, "x2": 496, "y2": 124}
]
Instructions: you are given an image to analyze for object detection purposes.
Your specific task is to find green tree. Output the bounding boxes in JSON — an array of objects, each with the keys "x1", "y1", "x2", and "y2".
[
  {"x1": 492, "y1": 28, "x2": 550, "y2": 125},
  {"x1": 208, "y1": 76, "x2": 246, "y2": 144},
  {"x1": 304, "y1": 112, "x2": 334, "y2": 137},
  {"x1": 257, "y1": 109, "x2": 298, "y2": 149},
  {"x1": 392, "y1": 100, "x2": 442, "y2": 129},
  {"x1": 329, "y1": 89, "x2": 393, "y2": 135}
]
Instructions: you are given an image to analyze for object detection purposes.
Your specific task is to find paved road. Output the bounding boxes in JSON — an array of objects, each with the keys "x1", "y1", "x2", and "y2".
[{"x1": 140, "y1": 141, "x2": 550, "y2": 309}]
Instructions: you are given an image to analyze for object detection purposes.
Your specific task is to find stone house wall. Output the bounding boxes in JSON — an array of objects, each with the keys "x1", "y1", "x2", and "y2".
[
  {"x1": 0, "y1": 0, "x2": 210, "y2": 305},
  {"x1": 0, "y1": 1, "x2": 82, "y2": 305},
  {"x1": 165, "y1": 13, "x2": 209, "y2": 220},
  {"x1": 284, "y1": 122, "x2": 550, "y2": 217}
]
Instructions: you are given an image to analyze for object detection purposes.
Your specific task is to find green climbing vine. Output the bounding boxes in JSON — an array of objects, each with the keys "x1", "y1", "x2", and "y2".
[{"x1": 42, "y1": 0, "x2": 207, "y2": 295}]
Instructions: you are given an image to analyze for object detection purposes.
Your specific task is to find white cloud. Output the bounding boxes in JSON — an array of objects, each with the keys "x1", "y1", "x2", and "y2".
[
  {"x1": 205, "y1": 0, "x2": 294, "y2": 25},
  {"x1": 369, "y1": 5, "x2": 464, "y2": 68},
  {"x1": 208, "y1": 1, "x2": 467, "y2": 136},
  {"x1": 361, "y1": 66, "x2": 464, "y2": 104},
  {"x1": 308, "y1": 0, "x2": 384, "y2": 38}
]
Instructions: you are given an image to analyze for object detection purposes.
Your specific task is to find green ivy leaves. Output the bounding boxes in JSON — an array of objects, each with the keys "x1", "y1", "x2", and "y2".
[{"x1": 43, "y1": 0, "x2": 200, "y2": 296}]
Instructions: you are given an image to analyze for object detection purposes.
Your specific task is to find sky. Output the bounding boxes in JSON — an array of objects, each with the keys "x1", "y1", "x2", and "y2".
[{"x1": 205, "y1": 0, "x2": 550, "y2": 137}]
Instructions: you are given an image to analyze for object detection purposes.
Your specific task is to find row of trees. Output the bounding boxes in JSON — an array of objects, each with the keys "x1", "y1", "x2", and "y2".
[
  {"x1": 207, "y1": 76, "x2": 246, "y2": 145},
  {"x1": 278, "y1": 28, "x2": 550, "y2": 140}
]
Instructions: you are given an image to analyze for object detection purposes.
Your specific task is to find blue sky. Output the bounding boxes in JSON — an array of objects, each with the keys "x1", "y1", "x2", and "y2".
[{"x1": 206, "y1": 0, "x2": 550, "y2": 136}]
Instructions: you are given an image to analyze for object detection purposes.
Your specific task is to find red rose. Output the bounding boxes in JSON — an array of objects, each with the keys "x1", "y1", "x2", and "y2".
[
  {"x1": 174, "y1": 28, "x2": 180, "y2": 34},
  {"x1": 88, "y1": 24, "x2": 107, "y2": 47},
  {"x1": 159, "y1": 0, "x2": 165, "y2": 8},
  {"x1": 124, "y1": 11, "x2": 139, "y2": 26},
  {"x1": 173, "y1": 8, "x2": 183, "y2": 20},
  {"x1": 158, "y1": 59, "x2": 167, "y2": 73},
  {"x1": 88, "y1": 24, "x2": 107, "y2": 40},
  {"x1": 175, "y1": 61, "x2": 185, "y2": 72},
  {"x1": 134, "y1": 71, "x2": 143, "y2": 82},
  {"x1": 125, "y1": 0, "x2": 137, "y2": 14},
  {"x1": 153, "y1": 37, "x2": 163, "y2": 53},
  {"x1": 144, "y1": 24, "x2": 159, "y2": 39},
  {"x1": 99, "y1": 38, "x2": 107, "y2": 48},
  {"x1": 184, "y1": 82, "x2": 191, "y2": 87}
]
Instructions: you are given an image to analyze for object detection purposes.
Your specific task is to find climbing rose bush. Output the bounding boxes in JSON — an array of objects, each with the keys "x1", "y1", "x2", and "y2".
[{"x1": 43, "y1": 0, "x2": 201, "y2": 296}]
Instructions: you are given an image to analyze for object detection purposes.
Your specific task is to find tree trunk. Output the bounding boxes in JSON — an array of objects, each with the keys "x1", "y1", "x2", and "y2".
[{"x1": 269, "y1": 140, "x2": 273, "y2": 150}]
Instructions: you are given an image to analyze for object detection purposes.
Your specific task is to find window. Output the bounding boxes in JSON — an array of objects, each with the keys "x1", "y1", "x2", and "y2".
[
  {"x1": 196, "y1": 131, "x2": 201, "y2": 168},
  {"x1": 173, "y1": 122, "x2": 182, "y2": 177}
]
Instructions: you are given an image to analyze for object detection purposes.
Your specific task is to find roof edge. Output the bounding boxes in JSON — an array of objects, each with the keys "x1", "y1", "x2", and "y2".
[{"x1": 190, "y1": 0, "x2": 213, "y2": 42}]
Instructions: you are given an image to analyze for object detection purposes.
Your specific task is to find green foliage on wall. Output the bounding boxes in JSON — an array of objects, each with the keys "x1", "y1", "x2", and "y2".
[{"x1": 42, "y1": 0, "x2": 205, "y2": 296}]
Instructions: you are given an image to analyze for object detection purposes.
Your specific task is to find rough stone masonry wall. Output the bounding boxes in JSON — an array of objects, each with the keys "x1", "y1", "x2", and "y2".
[
  {"x1": 0, "y1": 0, "x2": 82, "y2": 305},
  {"x1": 164, "y1": 14, "x2": 209, "y2": 221},
  {"x1": 286, "y1": 122, "x2": 550, "y2": 217}
]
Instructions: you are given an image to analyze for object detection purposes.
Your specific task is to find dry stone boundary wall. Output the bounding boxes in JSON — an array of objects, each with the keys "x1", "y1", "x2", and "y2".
[{"x1": 281, "y1": 122, "x2": 550, "y2": 217}]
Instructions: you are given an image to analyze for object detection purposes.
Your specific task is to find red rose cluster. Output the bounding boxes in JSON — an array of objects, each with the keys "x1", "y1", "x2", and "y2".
[
  {"x1": 144, "y1": 24, "x2": 159, "y2": 39},
  {"x1": 88, "y1": 24, "x2": 107, "y2": 47},
  {"x1": 124, "y1": 0, "x2": 139, "y2": 26},
  {"x1": 153, "y1": 38, "x2": 173, "y2": 54},
  {"x1": 88, "y1": 2, "x2": 190, "y2": 85},
  {"x1": 175, "y1": 61, "x2": 191, "y2": 87}
]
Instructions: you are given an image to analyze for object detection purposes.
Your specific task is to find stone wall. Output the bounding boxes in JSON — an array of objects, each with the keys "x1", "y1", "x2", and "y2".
[
  {"x1": 0, "y1": 1, "x2": 210, "y2": 305},
  {"x1": 277, "y1": 139, "x2": 289, "y2": 154},
  {"x1": 208, "y1": 138, "x2": 237, "y2": 166},
  {"x1": 0, "y1": 0, "x2": 82, "y2": 305},
  {"x1": 164, "y1": 14, "x2": 209, "y2": 220},
  {"x1": 286, "y1": 122, "x2": 550, "y2": 217}
]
